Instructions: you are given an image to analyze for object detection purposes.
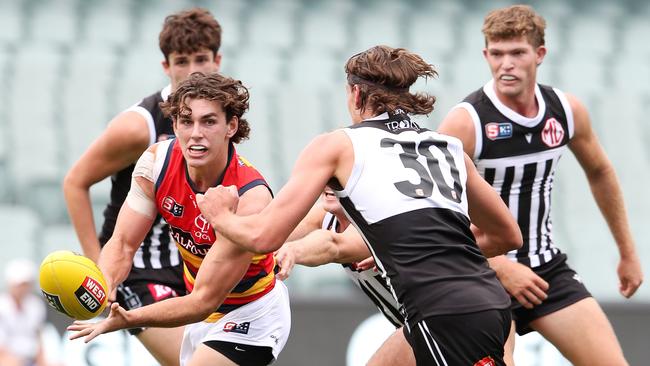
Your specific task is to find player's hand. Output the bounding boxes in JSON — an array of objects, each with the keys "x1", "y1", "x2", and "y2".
[
  {"x1": 618, "y1": 254, "x2": 643, "y2": 298},
  {"x1": 67, "y1": 302, "x2": 130, "y2": 343},
  {"x1": 494, "y1": 260, "x2": 549, "y2": 309},
  {"x1": 356, "y1": 256, "x2": 377, "y2": 271},
  {"x1": 196, "y1": 185, "x2": 239, "y2": 223},
  {"x1": 275, "y1": 245, "x2": 297, "y2": 281}
]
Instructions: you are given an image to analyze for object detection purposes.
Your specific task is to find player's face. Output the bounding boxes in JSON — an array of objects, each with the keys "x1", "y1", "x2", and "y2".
[
  {"x1": 483, "y1": 36, "x2": 546, "y2": 98},
  {"x1": 173, "y1": 97, "x2": 237, "y2": 173},
  {"x1": 321, "y1": 187, "x2": 342, "y2": 215},
  {"x1": 164, "y1": 48, "x2": 222, "y2": 91}
]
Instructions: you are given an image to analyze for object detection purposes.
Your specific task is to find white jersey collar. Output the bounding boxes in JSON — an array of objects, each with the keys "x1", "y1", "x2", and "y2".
[{"x1": 483, "y1": 79, "x2": 545, "y2": 128}]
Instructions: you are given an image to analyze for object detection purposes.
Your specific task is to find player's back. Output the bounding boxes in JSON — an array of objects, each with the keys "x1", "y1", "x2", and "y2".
[{"x1": 335, "y1": 109, "x2": 510, "y2": 325}]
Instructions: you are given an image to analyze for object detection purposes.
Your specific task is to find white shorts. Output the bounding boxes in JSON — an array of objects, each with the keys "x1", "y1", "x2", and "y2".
[{"x1": 179, "y1": 281, "x2": 291, "y2": 365}]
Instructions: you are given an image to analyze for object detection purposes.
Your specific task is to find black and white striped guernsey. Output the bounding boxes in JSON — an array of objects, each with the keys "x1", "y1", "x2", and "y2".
[
  {"x1": 98, "y1": 85, "x2": 181, "y2": 270},
  {"x1": 322, "y1": 213, "x2": 403, "y2": 328},
  {"x1": 455, "y1": 79, "x2": 575, "y2": 268},
  {"x1": 335, "y1": 109, "x2": 510, "y2": 327}
]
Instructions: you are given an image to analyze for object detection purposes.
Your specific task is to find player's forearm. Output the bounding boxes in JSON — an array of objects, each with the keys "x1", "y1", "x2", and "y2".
[
  {"x1": 588, "y1": 166, "x2": 637, "y2": 258},
  {"x1": 126, "y1": 294, "x2": 215, "y2": 328},
  {"x1": 97, "y1": 238, "x2": 136, "y2": 292},
  {"x1": 212, "y1": 211, "x2": 286, "y2": 254},
  {"x1": 289, "y1": 230, "x2": 340, "y2": 267},
  {"x1": 63, "y1": 178, "x2": 101, "y2": 261}
]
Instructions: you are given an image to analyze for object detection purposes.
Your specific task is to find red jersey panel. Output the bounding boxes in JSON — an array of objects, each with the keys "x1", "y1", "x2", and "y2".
[{"x1": 154, "y1": 140, "x2": 276, "y2": 321}]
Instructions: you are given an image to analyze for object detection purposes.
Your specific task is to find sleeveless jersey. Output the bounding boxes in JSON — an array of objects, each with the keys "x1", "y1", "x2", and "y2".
[
  {"x1": 456, "y1": 80, "x2": 575, "y2": 268},
  {"x1": 337, "y1": 110, "x2": 510, "y2": 326},
  {"x1": 99, "y1": 85, "x2": 179, "y2": 270},
  {"x1": 323, "y1": 213, "x2": 403, "y2": 327},
  {"x1": 154, "y1": 139, "x2": 276, "y2": 321}
]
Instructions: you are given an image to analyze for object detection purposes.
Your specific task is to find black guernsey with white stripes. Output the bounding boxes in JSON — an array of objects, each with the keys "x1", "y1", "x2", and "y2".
[
  {"x1": 322, "y1": 213, "x2": 403, "y2": 328},
  {"x1": 98, "y1": 86, "x2": 180, "y2": 271},
  {"x1": 336, "y1": 110, "x2": 510, "y2": 327},
  {"x1": 457, "y1": 80, "x2": 574, "y2": 268}
]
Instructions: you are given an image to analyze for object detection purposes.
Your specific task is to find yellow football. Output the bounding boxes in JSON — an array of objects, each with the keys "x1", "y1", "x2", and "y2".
[{"x1": 39, "y1": 250, "x2": 108, "y2": 320}]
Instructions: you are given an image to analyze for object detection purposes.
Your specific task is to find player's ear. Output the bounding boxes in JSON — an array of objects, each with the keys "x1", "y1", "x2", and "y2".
[
  {"x1": 352, "y1": 85, "x2": 363, "y2": 109},
  {"x1": 535, "y1": 45, "x2": 547, "y2": 66},
  {"x1": 226, "y1": 116, "x2": 239, "y2": 139}
]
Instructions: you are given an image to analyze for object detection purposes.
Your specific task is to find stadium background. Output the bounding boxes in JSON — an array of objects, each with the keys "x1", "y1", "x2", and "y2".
[{"x1": 0, "y1": 0, "x2": 648, "y2": 364}]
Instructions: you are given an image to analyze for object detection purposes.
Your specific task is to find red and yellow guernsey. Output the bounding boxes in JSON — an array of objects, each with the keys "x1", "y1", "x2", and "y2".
[{"x1": 154, "y1": 139, "x2": 276, "y2": 322}]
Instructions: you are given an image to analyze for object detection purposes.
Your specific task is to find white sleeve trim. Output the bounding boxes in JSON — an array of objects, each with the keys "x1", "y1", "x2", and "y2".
[
  {"x1": 125, "y1": 105, "x2": 157, "y2": 146},
  {"x1": 452, "y1": 102, "x2": 482, "y2": 160},
  {"x1": 553, "y1": 87, "x2": 575, "y2": 139}
]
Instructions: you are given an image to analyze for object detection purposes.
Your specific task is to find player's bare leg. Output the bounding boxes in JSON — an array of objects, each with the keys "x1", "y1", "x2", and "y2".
[
  {"x1": 367, "y1": 327, "x2": 415, "y2": 366},
  {"x1": 531, "y1": 298, "x2": 627, "y2": 366},
  {"x1": 187, "y1": 344, "x2": 237, "y2": 366},
  {"x1": 503, "y1": 320, "x2": 516, "y2": 366},
  {"x1": 137, "y1": 326, "x2": 184, "y2": 366}
]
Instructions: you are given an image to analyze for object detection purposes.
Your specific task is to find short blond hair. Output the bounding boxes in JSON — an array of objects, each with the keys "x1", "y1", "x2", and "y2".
[{"x1": 482, "y1": 5, "x2": 546, "y2": 47}]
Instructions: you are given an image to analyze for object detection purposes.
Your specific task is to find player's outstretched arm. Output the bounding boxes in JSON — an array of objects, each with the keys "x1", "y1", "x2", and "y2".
[
  {"x1": 566, "y1": 93, "x2": 643, "y2": 298},
  {"x1": 68, "y1": 185, "x2": 271, "y2": 339},
  {"x1": 197, "y1": 131, "x2": 350, "y2": 254},
  {"x1": 63, "y1": 112, "x2": 150, "y2": 262},
  {"x1": 275, "y1": 225, "x2": 369, "y2": 280}
]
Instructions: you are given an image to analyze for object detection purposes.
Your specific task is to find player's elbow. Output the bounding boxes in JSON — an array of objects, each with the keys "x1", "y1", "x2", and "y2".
[{"x1": 501, "y1": 225, "x2": 523, "y2": 252}]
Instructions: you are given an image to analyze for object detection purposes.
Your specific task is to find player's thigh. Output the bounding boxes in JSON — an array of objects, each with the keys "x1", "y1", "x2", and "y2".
[
  {"x1": 530, "y1": 297, "x2": 627, "y2": 366},
  {"x1": 367, "y1": 327, "x2": 415, "y2": 366},
  {"x1": 137, "y1": 326, "x2": 185, "y2": 366},
  {"x1": 503, "y1": 320, "x2": 516, "y2": 366},
  {"x1": 187, "y1": 344, "x2": 238, "y2": 366}
]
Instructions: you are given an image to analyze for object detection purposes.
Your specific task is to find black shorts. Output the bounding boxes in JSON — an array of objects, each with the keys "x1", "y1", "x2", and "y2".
[
  {"x1": 115, "y1": 265, "x2": 187, "y2": 335},
  {"x1": 204, "y1": 340, "x2": 274, "y2": 366},
  {"x1": 511, "y1": 253, "x2": 592, "y2": 335},
  {"x1": 404, "y1": 309, "x2": 511, "y2": 366}
]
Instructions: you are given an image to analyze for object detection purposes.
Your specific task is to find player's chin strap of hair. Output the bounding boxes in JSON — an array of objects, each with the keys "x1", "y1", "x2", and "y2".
[{"x1": 347, "y1": 74, "x2": 409, "y2": 93}]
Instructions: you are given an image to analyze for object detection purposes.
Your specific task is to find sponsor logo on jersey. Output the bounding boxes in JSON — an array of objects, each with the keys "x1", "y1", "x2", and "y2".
[
  {"x1": 75, "y1": 277, "x2": 106, "y2": 312},
  {"x1": 541, "y1": 118, "x2": 564, "y2": 147},
  {"x1": 170, "y1": 227, "x2": 212, "y2": 256},
  {"x1": 162, "y1": 196, "x2": 184, "y2": 217},
  {"x1": 147, "y1": 284, "x2": 178, "y2": 301},
  {"x1": 485, "y1": 122, "x2": 513, "y2": 140},
  {"x1": 474, "y1": 356, "x2": 496, "y2": 366},
  {"x1": 224, "y1": 321, "x2": 250, "y2": 334},
  {"x1": 42, "y1": 291, "x2": 71, "y2": 317},
  {"x1": 194, "y1": 214, "x2": 213, "y2": 241},
  {"x1": 384, "y1": 119, "x2": 421, "y2": 132}
]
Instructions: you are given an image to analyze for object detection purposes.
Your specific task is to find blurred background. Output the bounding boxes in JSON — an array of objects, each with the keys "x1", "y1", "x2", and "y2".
[{"x1": 0, "y1": 0, "x2": 648, "y2": 364}]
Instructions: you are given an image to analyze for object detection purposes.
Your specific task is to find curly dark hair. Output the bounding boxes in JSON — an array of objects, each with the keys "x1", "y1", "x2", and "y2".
[
  {"x1": 160, "y1": 72, "x2": 250, "y2": 144},
  {"x1": 159, "y1": 8, "x2": 222, "y2": 61},
  {"x1": 345, "y1": 45, "x2": 437, "y2": 116}
]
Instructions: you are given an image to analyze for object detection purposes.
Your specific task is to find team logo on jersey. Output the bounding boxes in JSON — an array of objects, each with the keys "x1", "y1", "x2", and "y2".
[
  {"x1": 473, "y1": 356, "x2": 496, "y2": 366},
  {"x1": 147, "y1": 284, "x2": 178, "y2": 301},
  {"x1": 224, "y1": 321, "x2": 250, "y2": 334},
  {"x1": 194, "y1": 214, "x2": 212, "y2": 241},
  {"x1": 485, "y1": 122, "x2": 513, "y2": 140},
  {"x1": 162, "y1": 196, "x2": 184, "y2": 217},
  {"x1": 74, "y1": 277, "x2": 106, "y2": 312},
  {"x1": 541, "y1": 118, "x2": 564, "y2": 147},
  {"x1": 238, "y1": 156, "x2": 255, "y2": 168}
]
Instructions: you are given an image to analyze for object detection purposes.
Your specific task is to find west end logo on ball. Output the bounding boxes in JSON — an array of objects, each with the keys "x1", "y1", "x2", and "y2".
[{"x1": 74, "y1": 276, "x2": 106, "y2": 313}]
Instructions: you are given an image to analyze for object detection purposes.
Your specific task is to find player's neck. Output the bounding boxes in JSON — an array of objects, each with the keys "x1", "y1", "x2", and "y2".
[
  {"x1": 495, "y1": 86, "x2": 539, "y2": 118},
  {"x1": 187, "y1": 152, "x2": 229, "y2": 193}
]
